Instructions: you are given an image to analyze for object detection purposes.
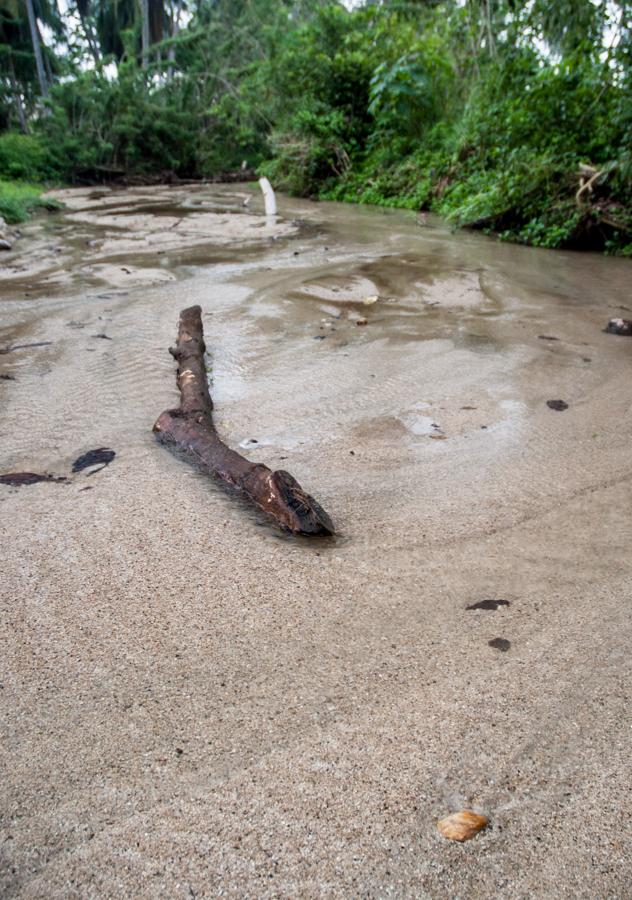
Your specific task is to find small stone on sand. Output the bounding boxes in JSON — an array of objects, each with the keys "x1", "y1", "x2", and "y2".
[
  {"x1": 546, "y1": 399, "x2": 568, "y2": 411},
  {"x1": 489, "y1": 637, "x2": 511, "y2": 652}
]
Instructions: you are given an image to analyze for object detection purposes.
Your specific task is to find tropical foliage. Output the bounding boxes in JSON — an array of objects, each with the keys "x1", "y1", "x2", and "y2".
[{"x1": 1, "y1": 0, "x2": 631, "y2": 252}]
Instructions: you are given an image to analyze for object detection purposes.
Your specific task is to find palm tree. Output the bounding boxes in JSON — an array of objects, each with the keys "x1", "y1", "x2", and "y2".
[
  {"x1": 140, "y1": 0, "x2": 150, "y2": 66},
  {"x1": 24, "y1": 0, "x2": 48, "y2": 96},
  {"x1": 76, "y1": 0, "x2": 101, "y2": 62}
]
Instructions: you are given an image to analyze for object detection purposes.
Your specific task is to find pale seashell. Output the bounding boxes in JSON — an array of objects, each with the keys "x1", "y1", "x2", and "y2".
[{"x1": 437, "y1": 810, "x2": 488, "y2": 842}]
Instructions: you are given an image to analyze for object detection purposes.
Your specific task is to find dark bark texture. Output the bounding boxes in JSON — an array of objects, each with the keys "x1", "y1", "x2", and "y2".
[
  {"x1": 153, "y1": 306, "x2": 334, "y2": 535},
  {"x1": 605, "y1": 318, "x2": 632, "y2": 336}
]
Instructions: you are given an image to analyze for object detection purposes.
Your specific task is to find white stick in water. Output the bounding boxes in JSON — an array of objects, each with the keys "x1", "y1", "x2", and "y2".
[{"x1": 258, "y1": 177, "x2": 277, "y2": 216}]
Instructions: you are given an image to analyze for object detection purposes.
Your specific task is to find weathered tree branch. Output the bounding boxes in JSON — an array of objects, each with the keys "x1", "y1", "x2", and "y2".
[
  {"x1": 153, "y1": 306, "x2": 334, "y2": 535},
  {"x1": 605, "y1": 317, "x2": 632, "y2": 336}
]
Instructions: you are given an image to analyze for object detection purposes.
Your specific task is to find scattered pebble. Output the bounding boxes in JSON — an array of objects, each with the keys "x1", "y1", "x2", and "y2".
[
  {"x1": 356, "y1": 317, "x2": 368, "y2": 326},
  {"x1": 546, "y1": 399, "x2": 569, "y2": 411},
  {"x1": 538, "y1": 334, "x2": 560, "y2": 341},
  {"x1": 92, "y1": 333, "x2": 112, "y2": 340},
  {"x1": 437, "y1": 810, "x2": 489, "y2": 842},
  {"x1": 488, "y1": 637, "x2": 511, "y2": 652},
  {"x1": 0, "y1": 374, "x2": 15, "y2": 381}
]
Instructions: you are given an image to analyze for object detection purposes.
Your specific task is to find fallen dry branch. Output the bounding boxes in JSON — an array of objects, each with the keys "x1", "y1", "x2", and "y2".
[
  {"x1": 153, "y1": 305, "x2": 334, "y2": 535},
  {"x1": 605, "y1": 317, "x2": 632, "y2": 336}
]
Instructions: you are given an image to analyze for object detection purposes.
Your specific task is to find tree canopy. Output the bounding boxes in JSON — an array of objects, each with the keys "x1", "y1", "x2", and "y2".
[{"x1": 1, "y1": 0, "x2": 631, "y2": 252}]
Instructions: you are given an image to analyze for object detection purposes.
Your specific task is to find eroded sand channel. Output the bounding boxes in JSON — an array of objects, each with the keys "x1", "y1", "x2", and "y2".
[{"x1": 1, "y1": 184, "x2": 632, "y2": 897}]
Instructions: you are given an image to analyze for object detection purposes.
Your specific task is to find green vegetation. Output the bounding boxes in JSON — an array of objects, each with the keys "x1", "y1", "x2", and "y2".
[
  {"x1": 1, "y1": 0, "x2": 631, "y2": 252},
  {"x1": 0, "y1": 178, "x2": 59, "y2": 223}
]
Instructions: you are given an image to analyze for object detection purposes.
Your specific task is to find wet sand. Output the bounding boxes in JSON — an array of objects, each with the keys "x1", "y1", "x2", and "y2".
[{"x1": 1, "y1": 184, "x2": 632, "y2": 898}]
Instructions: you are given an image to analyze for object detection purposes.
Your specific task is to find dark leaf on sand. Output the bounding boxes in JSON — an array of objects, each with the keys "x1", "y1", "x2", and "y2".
[
  {"x1": 0, "y1": 472, "x2": 67, "y2": 486},
  {"x1": 467, "y1": 599, "x2": 510, "y2": 611},
  {"x1": 72, "y1": 448, "x2": 116, "y2": 474}
]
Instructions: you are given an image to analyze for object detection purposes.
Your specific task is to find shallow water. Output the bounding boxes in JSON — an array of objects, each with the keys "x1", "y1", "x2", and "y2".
[
  {"x1": 2, "y1": 183, "x2": 632, "y2": 550},
  {"x1": 2, "y1": 184, "x2": 632, "y2": 897}
]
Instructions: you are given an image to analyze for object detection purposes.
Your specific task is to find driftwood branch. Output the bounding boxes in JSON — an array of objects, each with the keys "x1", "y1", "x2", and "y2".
[
  {"x1": 576, "y1": 167, "x2": 603, "y2": 204},
  {"x1": 605, "y1": 317, "x2": 632, "y2": 336},
  {"x1": 153, "y1": 305, "x2": 334, "y2": 535}
]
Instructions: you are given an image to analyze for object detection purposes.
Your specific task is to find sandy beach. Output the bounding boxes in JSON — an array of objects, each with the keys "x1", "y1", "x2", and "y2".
[{"x1": 1, "y1": 184, "x2": 631, "y2": 898}]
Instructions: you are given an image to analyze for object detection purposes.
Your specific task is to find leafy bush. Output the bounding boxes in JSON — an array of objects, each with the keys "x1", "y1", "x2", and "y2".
[
  {"x1": 0, "y1": 180, "x2": 60, "y2": 224},
  {"x1": 0, "y1": 134, "x2": 51, "y2": 181},
  {"x1": 0, "y1": 0, "x2": 630, "y2": 251}
]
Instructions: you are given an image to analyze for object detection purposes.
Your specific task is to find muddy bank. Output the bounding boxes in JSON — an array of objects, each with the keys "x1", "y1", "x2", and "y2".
[
  {"x1": 0, "y1": 185, "x2": 298, "y2": 297},
  {"x1": 1, "y1": 184, "x2": 632, "y2": 898}
]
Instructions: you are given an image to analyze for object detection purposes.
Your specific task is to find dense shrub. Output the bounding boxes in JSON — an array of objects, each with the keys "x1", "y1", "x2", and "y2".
[
  {"x1": 0, "y1": 133, "x2": 51, "y2": 181},
  {"x1": 0, "y1": 179, "x2": 60, "y2": 223},
  {"x1": 1, "y1": 0, "x2": 630, "y2": 251}
]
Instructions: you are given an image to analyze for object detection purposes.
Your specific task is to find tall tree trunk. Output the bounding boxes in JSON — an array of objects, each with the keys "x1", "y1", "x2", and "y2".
[
  {"x1": 166, "y1": 0, "x2": 182, "y2": 80},
  {"x1": 39, "y1": 21, "x2": 54, "y2": 83},
  {"x1": 140, "y1": 0, "x2": 150, "y2": 69},
  {"x1": 24, "y1": 0, "x2": 49, "y2": 98},
  {"x1": 483, "y1": 0, "x2": 497, "y2": 58},
  {"x1": 78, "y1": 11, "x2": 101, "y2": 63},
  {"x1": 8, "y1": 54, "x2": 28, "y2": 132}
]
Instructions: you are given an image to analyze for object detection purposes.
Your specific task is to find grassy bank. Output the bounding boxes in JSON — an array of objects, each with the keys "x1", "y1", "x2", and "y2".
[{"x1": 0, "y1": 180, "x2": 61, "y2": 225}]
